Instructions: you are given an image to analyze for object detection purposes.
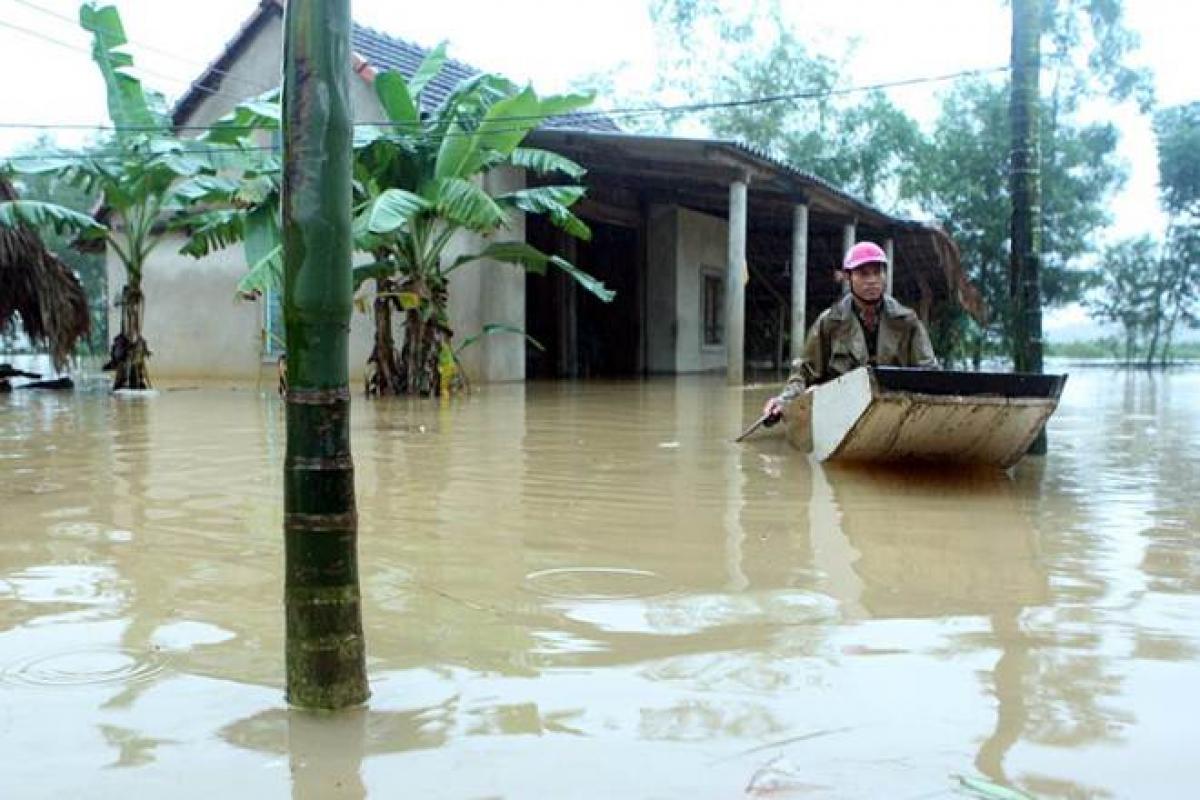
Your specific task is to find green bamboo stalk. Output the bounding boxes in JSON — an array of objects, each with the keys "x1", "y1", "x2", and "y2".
[
  {"x1": 281, "y1": 0, "x2": 368, "y2": 708},
  {"x1": 1010, "y1": 0, "x2": 1046, "y2": 453}
]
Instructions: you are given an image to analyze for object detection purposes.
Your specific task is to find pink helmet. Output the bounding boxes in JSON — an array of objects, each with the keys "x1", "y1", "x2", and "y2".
[{"x1": 843, "y1": 241, "x2": 888, "y2": 271}]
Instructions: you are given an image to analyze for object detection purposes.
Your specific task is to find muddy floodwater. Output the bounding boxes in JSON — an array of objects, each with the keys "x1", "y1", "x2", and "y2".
[{"x1": 1, "y1": 366, "x2": 1197, "y2": 798}]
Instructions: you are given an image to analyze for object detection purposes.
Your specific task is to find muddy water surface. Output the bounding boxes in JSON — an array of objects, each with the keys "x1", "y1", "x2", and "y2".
[{"x1": 1, "y1": 368, "x2": 1197, "y2": 798}]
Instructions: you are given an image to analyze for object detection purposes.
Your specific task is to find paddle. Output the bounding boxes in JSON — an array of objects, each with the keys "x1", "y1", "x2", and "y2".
[{"x1": 735, "y1": 410, "x2": 782, "y2": 442}]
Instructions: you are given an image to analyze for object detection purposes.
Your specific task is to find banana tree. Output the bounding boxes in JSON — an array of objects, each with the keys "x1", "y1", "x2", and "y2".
[
  {"x1": 0, "y1": 3, "x2": 235, "y2": 390},
  {"x1": 354, "y1": 53, "x2": 613, "y2": 396},
  {"x1": 189, "y1": 55, "x2": 612, "y2": 396}
]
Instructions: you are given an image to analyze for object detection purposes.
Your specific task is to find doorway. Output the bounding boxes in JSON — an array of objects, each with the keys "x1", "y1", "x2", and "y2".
[{"x1": 525, "y1": 216, "x2": 642, "y2": 378}]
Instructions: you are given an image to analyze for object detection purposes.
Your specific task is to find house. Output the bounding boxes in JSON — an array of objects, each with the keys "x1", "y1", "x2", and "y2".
[{"x1": 134, "y1": 0, "x2": 979, "y2": 385}]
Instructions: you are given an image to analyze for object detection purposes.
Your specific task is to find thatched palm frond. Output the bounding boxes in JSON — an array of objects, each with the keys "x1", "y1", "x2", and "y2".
[{"x1": 0, "y1": 179, "x2": 91, "y2": 371}]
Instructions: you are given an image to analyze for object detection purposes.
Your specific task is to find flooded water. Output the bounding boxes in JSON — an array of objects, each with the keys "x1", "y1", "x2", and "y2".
[{"x1": 1, "y1": 367, "x2": 1197, "y2": 798}]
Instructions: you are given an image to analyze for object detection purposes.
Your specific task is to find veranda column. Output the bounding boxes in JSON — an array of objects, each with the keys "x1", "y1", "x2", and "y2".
[
  {"x1": 790, "y1": 202, "x2": 809, "y2": 362},
  {"x1": 884, "y1": 237, "x2": 895, "y2": 295},
  {"x1": 725, "y1": 176, "x2": 748, "y2": 385},
  {"x1": 841, "y1": 221, "x2": 856, "y2": 295}
]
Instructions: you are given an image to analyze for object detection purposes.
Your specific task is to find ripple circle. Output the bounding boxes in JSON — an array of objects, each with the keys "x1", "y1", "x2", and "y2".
[
  {"x1": 524, "y1": 567, "x2": 670, "y2": 600},
  {"x1": 0, "y1": 647, "x2": 168, "y2": 688}
]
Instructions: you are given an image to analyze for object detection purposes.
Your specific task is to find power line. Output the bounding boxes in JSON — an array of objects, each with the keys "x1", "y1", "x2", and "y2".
[
  {"x1": 0, "y1": 16, "x2": 267, "y2": 109},
  {"x1": 10, "y1": 0, "x2": 276, "y2": 96},
  {"x1": 0, "y1": 63, "x2": 1012, "y2": 136}
]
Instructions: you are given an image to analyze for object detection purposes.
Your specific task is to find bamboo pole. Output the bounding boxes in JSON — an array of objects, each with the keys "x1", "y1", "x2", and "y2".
[{"x1": 281, "y1": 0, "x2": 369, "y2": 708}]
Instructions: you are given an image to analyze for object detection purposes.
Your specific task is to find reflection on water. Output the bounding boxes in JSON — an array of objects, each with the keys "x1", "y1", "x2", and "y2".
[{"x1": 1, "y1": 369, "x2": 1198, "y2": 798}]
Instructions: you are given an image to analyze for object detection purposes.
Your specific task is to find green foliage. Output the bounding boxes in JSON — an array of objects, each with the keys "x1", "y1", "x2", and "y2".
[
  {"x1": 609, "y1": 0, "x2": 923, "y2": 212},
  {"x1": 1043, "y1": 0, "x2": 1155, "y2": 112},
  {"x1": 1155, "y1": 103, "x2": 1200, "y2": 218},
  {"x1": 589, "y1": 0, "x2": 1147, "y2": 366},
  {"x1": 0, "y1": 3, "x2": 247, "y2": 385},
  {"x1": 79, "y1": 2, "x2": 163, "y2": 135},
  {"x1": 909, "y1": 77, "x2": 1123, "y2": 360},
  {"x1": 1085, "y1": 235, "x2": 1160, "y2": 359},
  {"x1": 198, "y1": 44, "x2": 607, "y2": 392},
  {"x1": 2, "y1": 4, "x2": 243, "y2": 284}
]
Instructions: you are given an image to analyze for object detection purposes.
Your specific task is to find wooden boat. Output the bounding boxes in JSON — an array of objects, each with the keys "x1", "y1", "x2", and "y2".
[{"x1": 786, "y1": 366, "x2": 1067, "y2": 468}]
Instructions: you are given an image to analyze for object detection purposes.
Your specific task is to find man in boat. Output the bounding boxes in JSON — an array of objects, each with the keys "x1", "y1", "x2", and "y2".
[{"x1": 763, "y1": 241, "x2": 938, "y2": 418}]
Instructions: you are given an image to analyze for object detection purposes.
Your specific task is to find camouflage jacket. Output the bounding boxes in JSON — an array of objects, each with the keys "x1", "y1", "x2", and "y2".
[{"x1": 780, "y1": 294, "x2": 938, "y2": 401}]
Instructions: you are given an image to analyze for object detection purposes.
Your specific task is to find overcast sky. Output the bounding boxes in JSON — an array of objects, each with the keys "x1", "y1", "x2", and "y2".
[{"x1": 1, "y1": 0, "x2": 1196, "y2": 337}]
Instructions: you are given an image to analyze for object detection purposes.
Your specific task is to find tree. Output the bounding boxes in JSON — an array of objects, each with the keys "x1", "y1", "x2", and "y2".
[
  {"x1": 1086, "y1": 236, "x2": 1158, "y2": 360},
  {"x1": 353, "y1": 58, "x2": 611, "y2": 395},
  {"x1": 910, "y1": 77, "x2": 1123, "y2": 365},
  {"x1": 612, "y1": 0, "x2": 924, "y2": 213},
  {"x1": 280, "y1": 0, "x2": 368, "y2": 709},
  {"x1": 1146, "y1": 103, "x2": 1200, "y2": 364},
  {"x1": 214, "y1": 58, "x2": 613, "y2": 397},
  {"x1": 0, "y1": 3, "x2": 234, "y2": 390}
]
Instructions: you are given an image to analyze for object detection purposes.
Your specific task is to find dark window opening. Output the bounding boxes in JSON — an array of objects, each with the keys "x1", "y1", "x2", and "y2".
[{"x1": 703, "y1": 272, "x2": 724, "y2": 346}]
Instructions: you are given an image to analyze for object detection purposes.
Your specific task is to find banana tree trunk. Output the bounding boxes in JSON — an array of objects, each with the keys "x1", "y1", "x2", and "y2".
[
  {"x1": 106, "y1": 282, "x2": 151, "y2": 390},
  {"x1": 365, "y1": 278, "x2": 404, "y2": 396},
  {"x1": 281, "y1": 0, "x2": 368, "y2": 709},
  {"x1": 1009, "y1": 0, "x2": 1046, "y2": 452}
]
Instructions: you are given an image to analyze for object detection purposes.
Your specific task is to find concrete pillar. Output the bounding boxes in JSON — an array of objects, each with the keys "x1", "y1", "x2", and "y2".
[
  {"x1": 885, "y1": 237, "x2": 895, "y2": 296},
  {"x1": 841, "y1": 221, "x2": 856, "y2": 295},
  {"x1": 790, "y1": 203, "x2": 809, "y2": 363},
  {"x1": 725, "y1": 177, "x2": 748, "y2": 385}
]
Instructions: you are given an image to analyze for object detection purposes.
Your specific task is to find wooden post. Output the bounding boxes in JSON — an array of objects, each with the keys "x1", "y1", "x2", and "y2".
[
  {"x1": 884, "y1": 237, "x2": 895, "y2": 296},
  {"x1": 790, "y1": 202, "x2": 809, "y2": 363},
  {"x1": 556, "y1": 233, "x2": 578, "y2": 378},
  {"x1": 725, "y1": 176, "x2": 748, "y2": 385}
]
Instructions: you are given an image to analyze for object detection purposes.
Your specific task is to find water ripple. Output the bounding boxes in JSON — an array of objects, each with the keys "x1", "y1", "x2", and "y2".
[
  {"x1": 0, "y1": 647, "x2": 168, "y2": 688},
  {"x1": 524, "y1": 567, "x2": 670, "y2": 600}
]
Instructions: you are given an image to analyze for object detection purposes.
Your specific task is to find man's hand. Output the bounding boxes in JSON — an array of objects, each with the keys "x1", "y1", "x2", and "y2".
[{"x1": 762, "y1": 395, "x2": 785, "y2": 419}]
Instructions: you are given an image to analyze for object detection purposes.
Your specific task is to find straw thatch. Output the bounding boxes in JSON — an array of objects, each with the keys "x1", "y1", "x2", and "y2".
[{"x1": 0, "y1": 178, "x2": 91, "y2": 371}]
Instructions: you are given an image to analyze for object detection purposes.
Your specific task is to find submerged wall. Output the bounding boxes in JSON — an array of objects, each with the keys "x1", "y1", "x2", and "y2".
[{"x1": 644, "y1": 206, "x2": 729, "y2": 374}]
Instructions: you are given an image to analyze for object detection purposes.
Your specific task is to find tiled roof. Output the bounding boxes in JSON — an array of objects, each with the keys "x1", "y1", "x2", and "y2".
[
  {"x1": 352, "y1": 24, "x2": 617, "y2": 132},
  {"x1": 172, "y1": 0, "x2": 617, "y2": 132}
]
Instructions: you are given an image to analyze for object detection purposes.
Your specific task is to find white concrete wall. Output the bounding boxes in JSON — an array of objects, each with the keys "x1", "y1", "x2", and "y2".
[
  {"x1": 675, "y1": 207, "x2": 729, "y2": 373},
  {"x1": 105, "y1": 234, "x2": 376, "y2": 382},
  {"x1": 643, "y1": 205, "x2": 730, "y2": 374},
  {"x1": 105, "y1": 234, "x2": 261, "y2": 381},
  {"x1": 118, "y1": 12, "x2": 513, "y2": 385},
  {"x1": 479, "y1": 166, "x2": 527, "y2": 383}
]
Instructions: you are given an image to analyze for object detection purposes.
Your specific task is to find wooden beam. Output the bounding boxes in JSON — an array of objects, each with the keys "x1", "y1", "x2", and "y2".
[{"x1": 573, "y1": 197, "x2": 641, "y2": 229}]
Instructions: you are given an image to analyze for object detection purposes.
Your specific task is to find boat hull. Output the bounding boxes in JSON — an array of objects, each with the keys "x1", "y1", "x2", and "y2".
[{"x1": 787, "y1": 367, "x2": 1067, "y2": 468}]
